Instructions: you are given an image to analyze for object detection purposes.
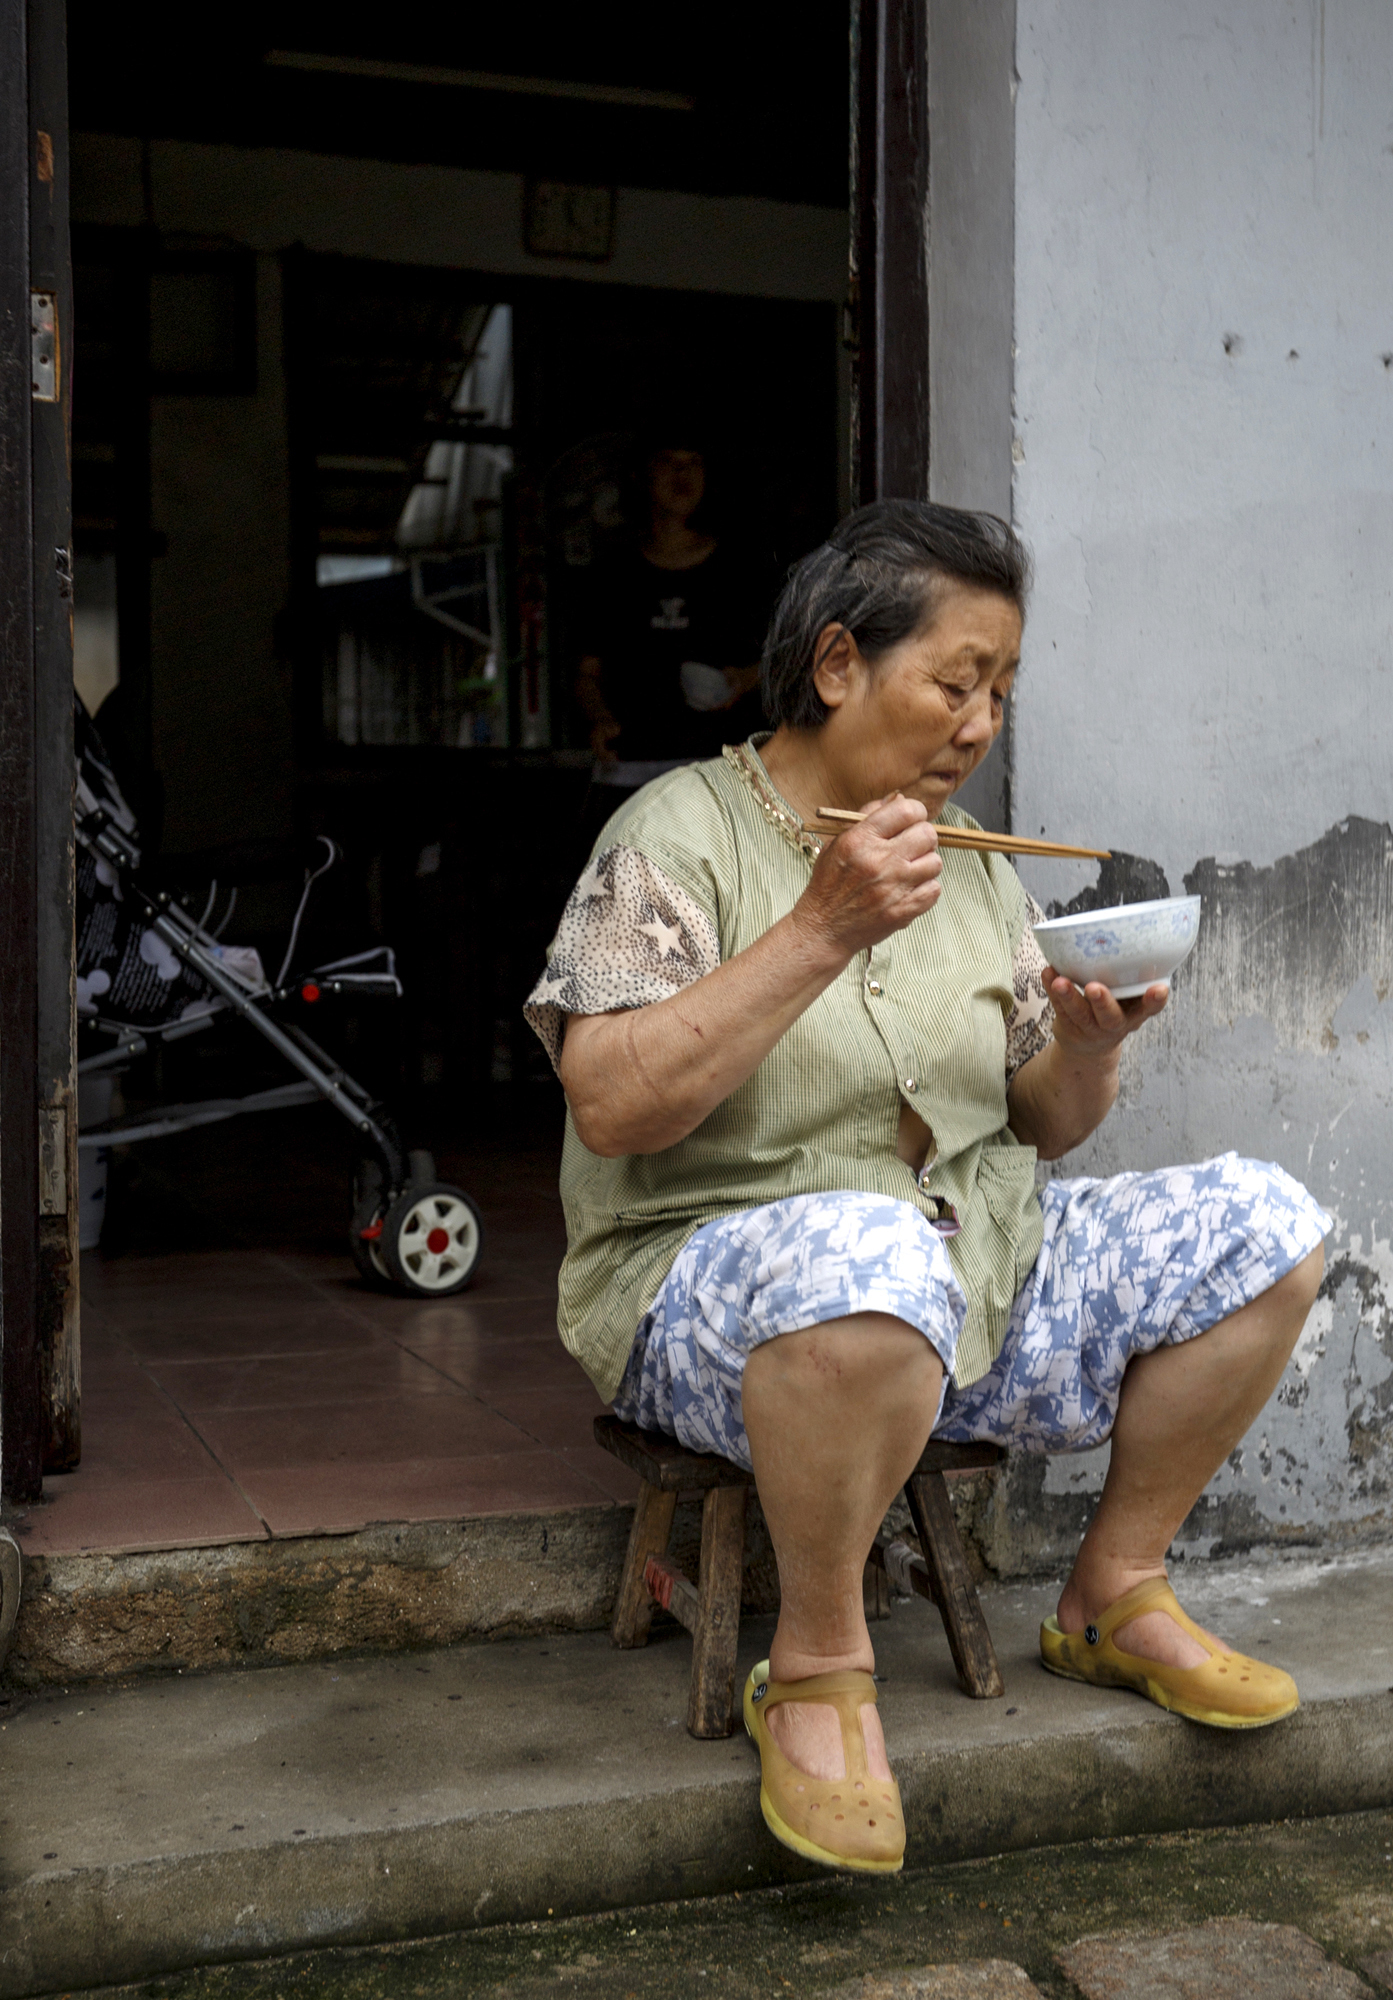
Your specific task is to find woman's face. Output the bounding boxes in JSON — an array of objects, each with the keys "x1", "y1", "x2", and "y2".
[
  {"x1": 648, "y1": 448, "x2": 706, "y2": 522},
  {"x1": 817, "y1": 580, "x2": 1021, "y2": 815}
]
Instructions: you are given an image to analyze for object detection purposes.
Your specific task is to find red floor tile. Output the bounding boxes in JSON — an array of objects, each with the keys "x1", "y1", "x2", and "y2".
[
  {"x1": 240, "y1": 1451, "x2": 618, "y2": 1536},
  {"x1": 123, "y1": 1313, "x2": 392, "y2": 1365},
  {"x1": 479, "y1": 1385, "x2": 612, "y2": 1452},
  {"x1": 53, "y1": 1365, "x2": 226, "y2": 1485},
  {"x1": 556, "y1": 1447, "x2": 643, "y2": 1506},
  {"x1": 397, "y1": 1295, "x2": 563, "y2": 1340},
  {"x1": 460, "y1": 1263, "x2": 564, "y2": 1301},
  {"x1": 74, "y1": 1342, "x2": 146, "y2": 1390},
  {"x1": 147, "y1": 1346, "x2": 470, "y2": 1414},
  {"x1": 189, "y1": 1393, "x2": 534, "y2": 1472},
  {"x1": 247, "y1": 1251, "x2": 363, "y2": 1279},
  {"x1": 343, "y1": 1290, "x2": 561, "y2": 1340},
  {"x1": 60, "y1": 1132, "x2": 643, "y2": 1552},
  {"x1": 64, "y1": 1412, "x2": 228, "y2": 1486},
  {"x1": 85, "y1": 1253, "x2": 310, "y2": 1295},
  {"x1": 395, "y1": 1331, "x2": 590, "y2": 1397},
  {"x1": 80, "y1": 1300, "x2": 327, "y2": 1340},
  {"x1": 16, "y1": 1475, "x2": 266, "y2": 1555}
]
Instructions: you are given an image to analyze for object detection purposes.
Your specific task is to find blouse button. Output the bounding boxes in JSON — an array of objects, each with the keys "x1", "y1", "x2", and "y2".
[
  {"x1": 904, "y1": 1078, "x2": 918, "y2": 1093},
  {"x1": 866, "y1": 980, "x2": 882, "y2": 996}
]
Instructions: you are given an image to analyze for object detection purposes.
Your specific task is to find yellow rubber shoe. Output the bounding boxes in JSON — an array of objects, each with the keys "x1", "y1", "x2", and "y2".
[
  {"x1": 743, "y1": 1660, "x2": 905, "y2": 1872},
  {"x1": 1040, "y1": 1575, "x2": 1300, "y2": 1728}
]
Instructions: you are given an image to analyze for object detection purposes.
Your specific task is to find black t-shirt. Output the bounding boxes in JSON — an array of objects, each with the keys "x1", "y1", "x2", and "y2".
[{"x1": 577, "y1": 545, "x2": 768, "y2": 759}]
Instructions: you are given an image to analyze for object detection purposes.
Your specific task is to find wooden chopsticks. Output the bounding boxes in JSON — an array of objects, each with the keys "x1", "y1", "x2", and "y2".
[{"x1": 812, "y1": 807, "x2": 1110, "y2": 862}]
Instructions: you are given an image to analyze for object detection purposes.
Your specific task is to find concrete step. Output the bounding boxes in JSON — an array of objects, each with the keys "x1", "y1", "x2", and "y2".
[
  {"x1": 2, "y1": 1549, "x2": 1391, "y2": 1999},
  {"x1": 4, "y1": 1505, "x2": 637, "y2": 1692}
]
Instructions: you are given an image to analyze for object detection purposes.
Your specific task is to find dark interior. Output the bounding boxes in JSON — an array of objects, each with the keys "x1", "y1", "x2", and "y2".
[{"x1": 67, "y1": 6, "x2": 850, "y2": 1255}]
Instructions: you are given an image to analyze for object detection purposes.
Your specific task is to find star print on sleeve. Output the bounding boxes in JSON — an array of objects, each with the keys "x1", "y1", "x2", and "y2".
[
  {"x1": 523, "y1": 845, "x2": 720, "y2": 1073},
  {"x1": 574, "y1": 854, "x2": 614, "y2": 902},
  {"x1": 638, "y1": 916, "x2": 684, "y2": 960}
]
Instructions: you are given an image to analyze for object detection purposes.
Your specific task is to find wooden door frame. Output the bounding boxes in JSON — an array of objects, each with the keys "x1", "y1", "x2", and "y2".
[
  {"x1": 850, "y1": 0, "x2": 930, "y2": 506},
  {"x1": 0, "y1": 0, "x2": 77, "y2": 1503},
  {"x1": 850, "y1": 0, "x2": 1018, "y2": 829}
]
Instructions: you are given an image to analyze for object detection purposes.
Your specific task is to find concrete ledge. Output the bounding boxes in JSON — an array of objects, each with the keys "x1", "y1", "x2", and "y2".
[
  {"x1": 3, "y1": 1490, "x2": 800, "y2": 1693},
  {"x1": 1, "y1": 1551, "x2": 1390, "y2": 1997},
  {"x1": 4, "y1": 1482, "x2": 1001, "y2": 1695},
  {"x1": 3, "y1": 1693, "x2": 1392, "y2": 1998},
  {"x1": 4, "y1": 1509, "x2": 635, "y2": 1690}
]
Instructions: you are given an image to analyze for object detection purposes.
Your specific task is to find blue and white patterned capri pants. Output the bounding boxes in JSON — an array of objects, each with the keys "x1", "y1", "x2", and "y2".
[{"x1": 612, "y1": 1155, "x2": 1330, "y2": 1472}]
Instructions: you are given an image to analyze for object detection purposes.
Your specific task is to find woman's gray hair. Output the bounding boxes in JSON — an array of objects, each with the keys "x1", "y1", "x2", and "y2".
[{"x1": 760, "y1": 500, "x2": 1031, "y2": 730}]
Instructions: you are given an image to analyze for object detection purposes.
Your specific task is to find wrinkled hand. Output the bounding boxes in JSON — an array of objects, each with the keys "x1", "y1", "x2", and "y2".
[
  {"x1": 1044, "y1": 968, "x2": 1168, "y2": 1062},
  {"x1": 793, "y1": 794, "x2": 943, "y2": 962}
]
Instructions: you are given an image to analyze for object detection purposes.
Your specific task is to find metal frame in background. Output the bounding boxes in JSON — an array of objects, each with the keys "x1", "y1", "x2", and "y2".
[{"x1": 74, "y1": 808, "x2": 408, "y2": 1185}]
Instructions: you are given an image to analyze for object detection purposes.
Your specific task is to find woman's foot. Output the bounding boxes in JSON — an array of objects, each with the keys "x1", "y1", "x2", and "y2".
[
  {"x1": 764, "y1": 1641, "x2": 893, "y2": 1781},
  {"x1": 1041, "y1": 1575, "x2": 1299, "y2": 1728},
  {"x1": 766, "y1": 1692, "x2": 893, "y2": 1781},
  {"x1": 1056, "y1": 1570, "x2": 1225, "y2": 1669},
  {"x1": 745, "y1": 1663, "x2": 906, "y2": 1872}
]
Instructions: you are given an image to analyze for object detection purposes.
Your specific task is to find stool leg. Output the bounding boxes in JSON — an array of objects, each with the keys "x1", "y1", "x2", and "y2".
[
  {"x1": 687, "y1": 1483, "x2": 747, "y2": 1738},
  {"x1": 863, "y1": 1559, "x2": 893, "y2": 1621},
  {"x1": 905, "y1": 1469, "x2": 1005, "y2": 1699},
  {"x1": 611, "y1": 1485, "x2": 678, "y2": 1649}
]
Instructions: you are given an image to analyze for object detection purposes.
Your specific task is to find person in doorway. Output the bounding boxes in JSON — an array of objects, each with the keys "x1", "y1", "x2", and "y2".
[
  {"x1": 528, "y1": 501, "x2": 1328, "y2": 1875},
  {"x1": 574, "y1": 438, "x2": 766, "y2": 789}
]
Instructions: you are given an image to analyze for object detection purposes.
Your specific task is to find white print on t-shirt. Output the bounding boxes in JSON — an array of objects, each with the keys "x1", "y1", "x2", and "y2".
[{"x1": 650, "y1": 597, "x2": 690, "y2": 631}]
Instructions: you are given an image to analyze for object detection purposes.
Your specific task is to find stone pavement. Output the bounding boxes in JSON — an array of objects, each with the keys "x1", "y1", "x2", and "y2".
[
  {"x1": 2, "y1": 1549, "x2": 1391, "y2": 1997},
  {"x1": 1056, "y1": 1917, "x2": 1374, "y2": 1995},
  {"x1": 55, "y1": 1811, "x2": 1393, "y2": 1998},
  {"x1": 830, "y1": 1965, "x2": 1041, "y2": 1996}
]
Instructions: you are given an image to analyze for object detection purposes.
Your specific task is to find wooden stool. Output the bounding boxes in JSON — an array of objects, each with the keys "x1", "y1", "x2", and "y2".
[{"x1": 594, "y1": 1415, "x2": 1006, "y2": 1739}]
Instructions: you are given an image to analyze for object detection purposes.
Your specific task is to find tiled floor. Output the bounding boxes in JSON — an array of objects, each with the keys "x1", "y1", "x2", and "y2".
[{"x1": 14, "y1": 1110, "x2": 638, "y2": 1556}]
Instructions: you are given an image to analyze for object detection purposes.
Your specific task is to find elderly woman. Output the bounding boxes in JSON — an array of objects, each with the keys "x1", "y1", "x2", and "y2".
[{"x1": 525, "y1": 501, "x2": 1327, "y2": 1875}]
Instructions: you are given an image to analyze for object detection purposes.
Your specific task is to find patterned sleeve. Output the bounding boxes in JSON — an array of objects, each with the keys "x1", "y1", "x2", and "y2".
[
  {"x1": 1005, "y1": 893, "x2": 1055, "y2": 1083},
  {"x1": 523, "y1": 844, "x2": 720, "y2": 1072}
]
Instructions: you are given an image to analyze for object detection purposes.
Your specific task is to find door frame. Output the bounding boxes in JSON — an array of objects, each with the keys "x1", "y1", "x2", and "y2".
[
  {"x1": 850, "y1": 0, "x2": 1017, "y2": 831},
  {"x1": 0, "y1": 0, "x2": 78, "y2": 1502}
]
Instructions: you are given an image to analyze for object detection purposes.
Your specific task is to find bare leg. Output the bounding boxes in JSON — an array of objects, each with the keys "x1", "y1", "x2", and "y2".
[
  {"x1": 1056, "y1": 1246, "x2": 1324, "y2": 1665},
  {"x1": 742, "y1": 1313, "x2": 943, "y2": 1781}
]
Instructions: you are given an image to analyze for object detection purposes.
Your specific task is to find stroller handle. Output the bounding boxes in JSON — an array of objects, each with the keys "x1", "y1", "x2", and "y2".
[{"x1": 76, "y1": 803, "x2": 141, "y2": 874}]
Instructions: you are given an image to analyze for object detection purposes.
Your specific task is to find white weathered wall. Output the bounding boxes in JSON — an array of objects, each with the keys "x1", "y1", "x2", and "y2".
[
  {"x1": 1011, "y1": 0, "x2": 1393, "y2": 903},
  {"x1": 996, "y1": 0, "x2": 1393, "y2": 1570}
]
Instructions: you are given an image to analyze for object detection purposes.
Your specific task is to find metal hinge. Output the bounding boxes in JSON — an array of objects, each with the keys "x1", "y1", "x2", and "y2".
[
  {"x1": 39, "y1": 1105, "x2": 68, "y2": 1216},
  {"x1": 31, "y1": 291, "x2": 58, "y2": 401}
]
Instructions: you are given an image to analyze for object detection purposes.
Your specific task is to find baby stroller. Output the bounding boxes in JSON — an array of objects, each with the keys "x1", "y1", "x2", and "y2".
[{"x1": 74, "y1": 699, "x2": 483, "y2": 1297}]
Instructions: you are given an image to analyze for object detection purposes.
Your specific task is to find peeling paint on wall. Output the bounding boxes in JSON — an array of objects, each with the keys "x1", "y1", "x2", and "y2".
[
  {"x1": 1181, "y1": 820, "x2": 1393, "y2": 1054},
  {"x1": 1007, "y1": 0, "x2": 1393, "y2": 1579},
  {"x1": 979, "y1": 818, "x2": 1393, "y2": 1579}
]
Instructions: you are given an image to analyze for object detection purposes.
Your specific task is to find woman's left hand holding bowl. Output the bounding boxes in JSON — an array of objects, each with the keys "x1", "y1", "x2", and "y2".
[{"x1": 1044, "y1": 971, "x2": 1169, "y2": 1060}]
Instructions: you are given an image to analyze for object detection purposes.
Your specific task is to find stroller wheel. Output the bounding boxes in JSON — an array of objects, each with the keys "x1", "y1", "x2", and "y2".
[
  {"x1": 350, "y1": 1161, "x2": 394, "y2": 1290},
  {"x1": 381, "y1": 1183, "x2": 483, "y2": 1297}
]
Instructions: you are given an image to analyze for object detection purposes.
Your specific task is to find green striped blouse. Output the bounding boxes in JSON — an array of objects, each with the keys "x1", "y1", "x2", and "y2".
[{"x1": 535, "y1": 741, "x2": 1045, "y2": 1404}]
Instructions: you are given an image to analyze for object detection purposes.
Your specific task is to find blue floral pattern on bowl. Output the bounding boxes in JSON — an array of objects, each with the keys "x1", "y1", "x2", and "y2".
[{"x1": 1031, "y1": 896, "x2": 1202, "y2": 1000}]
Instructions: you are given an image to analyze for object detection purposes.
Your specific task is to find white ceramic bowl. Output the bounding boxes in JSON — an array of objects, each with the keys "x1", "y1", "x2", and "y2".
[{"x1": 1030, "y1": 895, "x2": 1202, "y2": 1000}]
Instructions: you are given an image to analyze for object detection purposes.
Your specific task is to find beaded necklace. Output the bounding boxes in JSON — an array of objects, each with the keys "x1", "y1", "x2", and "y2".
[{"x1": 721, "y1": 739, "x2": 826, "y2": 862}]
